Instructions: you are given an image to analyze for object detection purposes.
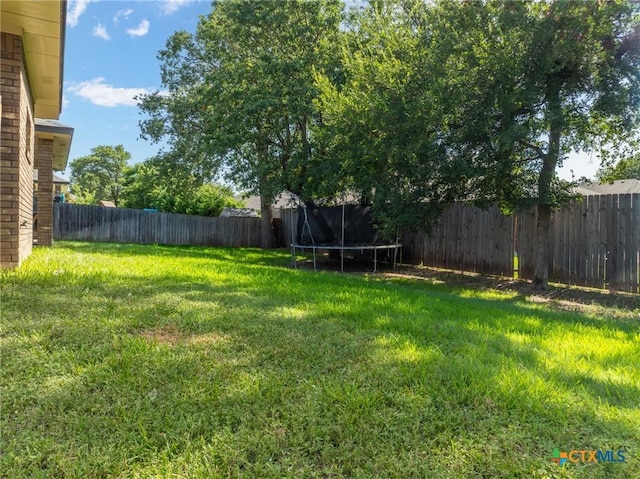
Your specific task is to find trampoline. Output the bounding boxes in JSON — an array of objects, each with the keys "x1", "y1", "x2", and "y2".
[{"x1": 290, "y1": 203, "x2": 402, "y2": 272}]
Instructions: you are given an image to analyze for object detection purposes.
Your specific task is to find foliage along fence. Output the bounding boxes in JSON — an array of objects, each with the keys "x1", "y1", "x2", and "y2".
[
  {"x1": 275, "y1": 194, "x2": 640, "y2": 293},
  {"x1": 54, "y1": 203, "x2": 263, "y2": 248}
]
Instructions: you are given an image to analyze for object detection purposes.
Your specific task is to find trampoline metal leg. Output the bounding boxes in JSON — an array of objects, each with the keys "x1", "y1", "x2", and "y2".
[
  {"x1": 313, "y1": 248, "x2": 317, "y2": 271},
  {"x1": 373, "y1": 249, "x2": 377, "y2": 273}
]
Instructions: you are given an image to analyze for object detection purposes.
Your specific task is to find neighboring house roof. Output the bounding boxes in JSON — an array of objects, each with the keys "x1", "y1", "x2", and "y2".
[
  {"x1": 1, "y1": 0, "x2": 66, "y2": 119},
  {"x1": 574, "y1": 179, "x2": 640, "y2": 196},
  {"x1": 235, "y1": 190, "x2": 387, "y2": 213},
  {"x1": 220, "y1": 208, "x2": 260, "y2": 218},
  {"x1": 98, "y1": 200, "x2": 116, "y2": 207},
  {"x1": 33, "y1": 171, "x2": 70, "y2": 185},
  {"x1": 235, "y1": 191, "x2": 364, "y2": 210},
  {"x1": 34, "y1": 118, "x2": 74, "y2": 171},
  {"x1": 235, "y1": 191, "x2": 301, "y2": 210},
  {"x1": 53, "y1": 173, "x2": 69, "y2": 184}
]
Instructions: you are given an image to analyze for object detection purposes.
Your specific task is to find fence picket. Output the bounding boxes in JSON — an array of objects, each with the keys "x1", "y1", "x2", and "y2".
[
  {"x1": 632, "y1": 194, "x2": 640, "y2": 293},
  {"x1": 619, "y1": 194, "x2": 632, "y2": 292}
]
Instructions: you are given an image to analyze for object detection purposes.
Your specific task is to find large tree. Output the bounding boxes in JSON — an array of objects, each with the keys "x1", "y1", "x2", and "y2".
[
  {"x1": 437, "y1": 0, "x2": 640, "y2": 289},
  {"x1": 69, "y1": 145, "x2": 131, "y2": 206},
  {"x1": 138, "y1": 0, "x2": 344, "y2": 246},
  {"x1": 319, "y1": 0, "x2": 640, "y2": 288}
]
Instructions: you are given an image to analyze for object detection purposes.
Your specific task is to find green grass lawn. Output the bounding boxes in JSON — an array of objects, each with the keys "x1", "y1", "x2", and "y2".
[{"x1": 1, "y1": 241, "x2": 638, "y2": 478}]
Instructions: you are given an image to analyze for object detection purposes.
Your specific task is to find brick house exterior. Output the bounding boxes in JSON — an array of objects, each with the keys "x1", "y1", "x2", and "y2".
[
  {"x1": 1, "y1": 33, "x2": 35, "y2": 266},
  {"x1": 33, "y1": 120, "x2": 73, "y2": 246},
  {"x1": 34, "y1": 137, "x2": 54, "y2": 246},
  {"x1": 1, "y1": 1, "x2": 71, "y2": 267}
]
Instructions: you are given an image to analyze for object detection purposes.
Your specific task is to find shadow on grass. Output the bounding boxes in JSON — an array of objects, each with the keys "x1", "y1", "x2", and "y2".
[
  {"x1": 2, "y1": 241, "x2": 639, "y2": 478},
  {"x1": 388, "y1": 264, "x2": 640, "y2": 311}
]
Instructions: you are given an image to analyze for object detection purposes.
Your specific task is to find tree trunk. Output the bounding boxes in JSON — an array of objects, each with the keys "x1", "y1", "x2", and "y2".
[
  {"x1": 259, "y1": 193, "x2": 274, "y2": 249},
  {"x1": 255, "y1": 135, "x2": 275, "y2": 249},
  {"x1": 532, "y1": 83, "x2": 562, "y2": 290},
  {"x1": 532, "y1": 204, "x2": 551, "y2": 290}
]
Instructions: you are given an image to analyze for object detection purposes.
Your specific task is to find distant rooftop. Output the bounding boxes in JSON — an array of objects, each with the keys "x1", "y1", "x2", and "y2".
[
  {"x1": 574, "y1": 179, "x2": 640, "y2": 196},
  {"x1": 235, "y1": 191, "x2": 301, "y2": 210},
  {"x1": 33, "y1": 170, "x2": 69, "y2": 184},
  {"x1": 235, "y1": 191, "x2": 364, "y2": 210}
]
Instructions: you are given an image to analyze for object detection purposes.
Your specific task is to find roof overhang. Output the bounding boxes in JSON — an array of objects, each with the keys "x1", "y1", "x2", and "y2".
[
  {"x1": 35, "y1": 118, "x2": 73, "y2": 171},
  {"x1": 1, "y1": 1, "x2": 67, "y2": 119}
]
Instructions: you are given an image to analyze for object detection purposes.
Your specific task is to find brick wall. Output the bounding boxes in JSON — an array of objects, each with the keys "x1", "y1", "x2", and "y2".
[
  {"x1": 1, "y1": 32, "x2": 35, "y2": 268},
  {"x1": 35, "y1": 138, "x2": 53, "y2": 246}
]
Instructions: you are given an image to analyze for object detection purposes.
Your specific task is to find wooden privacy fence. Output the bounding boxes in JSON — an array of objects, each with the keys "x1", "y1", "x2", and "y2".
[
  {"x1": 403, "y1": 203, "x2": 515, "y2": 277},
  {"x1": 275, "y1": 194, "x2": 640, "y2": 293},
  {"x1": 54, "y1": 199, "x2": 639, "y2": 292},
  {"x1": 54, "y1": 203, "x2": 263, "y2": 248},
  {"x1": 405, "y1": 194, "x2": 640, "y2": 293},
  {"x1": 535, "y1": 194, "x2": 638, "y2": 293}
]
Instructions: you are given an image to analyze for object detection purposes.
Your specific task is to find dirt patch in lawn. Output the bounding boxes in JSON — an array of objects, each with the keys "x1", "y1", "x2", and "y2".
[
  {"x1": 140, "y1": 325, "x2": 184, "y2": 346},
  {"x1": 294, "y1": 256, "x2": 638, "y2": 317}
]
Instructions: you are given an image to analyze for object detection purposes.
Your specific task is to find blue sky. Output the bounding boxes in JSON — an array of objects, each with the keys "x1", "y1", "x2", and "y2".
[
  {"x1": 59, "y1": 0, "x2": 601, "y2": 182},
  {"x1": 60, "y1": 0, "x2": 212, "y2": 179}
]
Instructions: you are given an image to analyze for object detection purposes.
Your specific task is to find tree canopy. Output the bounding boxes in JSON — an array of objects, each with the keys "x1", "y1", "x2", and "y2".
[
  {"x1": 432, "y1": 0, "x2": 640, "y2": 288},
  {"x1": 139, "y1": 0, "x2": 640, "y2": 287},
  {"x1": 138, "y1": 0, "x2": 344, "y2": 245},
  {"x1": 69, "y1": 145, "x2": 131, "y2": 206},
  {"x1": 120, "y1": 156, "x2": 242, "y2": 216}
]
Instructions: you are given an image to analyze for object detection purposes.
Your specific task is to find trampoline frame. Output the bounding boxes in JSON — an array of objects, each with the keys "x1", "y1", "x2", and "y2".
[{"x1": 290, "y1": 242, "x2": 402, "y2": 273}]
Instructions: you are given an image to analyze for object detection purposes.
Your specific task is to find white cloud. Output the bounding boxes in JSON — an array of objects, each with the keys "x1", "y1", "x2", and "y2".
[
  {"x1": 113, "y1": 8, "x2": 134, "y2": 25},
  {"x1": 126, "y1": 19, "x2": 150, "y2": 37},
  {"x1": 67, "y1": 0, "x2": 93, "y2": 27},
  {"x1": 67, "y1": 78, "x2": 150, "y2": 107},
  {"x1": 161, "y1": 0, "x2": 192, "y2": 15},
  {"x1": 92, "y1": 23, "x2": 110, "y2": 40}
]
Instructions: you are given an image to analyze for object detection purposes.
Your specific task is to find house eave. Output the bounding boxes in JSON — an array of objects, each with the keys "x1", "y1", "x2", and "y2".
[
  {"x1": 1, "y1": 1, "x2": 67, "y2": 119},
  {"x1": 35, "y1": 118, "x2": 74, "y2": 171}
]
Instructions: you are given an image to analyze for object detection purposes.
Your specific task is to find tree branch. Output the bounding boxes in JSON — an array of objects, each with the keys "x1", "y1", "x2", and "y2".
[{"x1": 518, "y1": 139, "x2": 546, "y2": 160}]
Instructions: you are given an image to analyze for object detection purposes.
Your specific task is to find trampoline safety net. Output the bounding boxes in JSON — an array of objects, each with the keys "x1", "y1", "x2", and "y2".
[{"x1": 297, "y1": 205, "x2": 383, "y2": 246}]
